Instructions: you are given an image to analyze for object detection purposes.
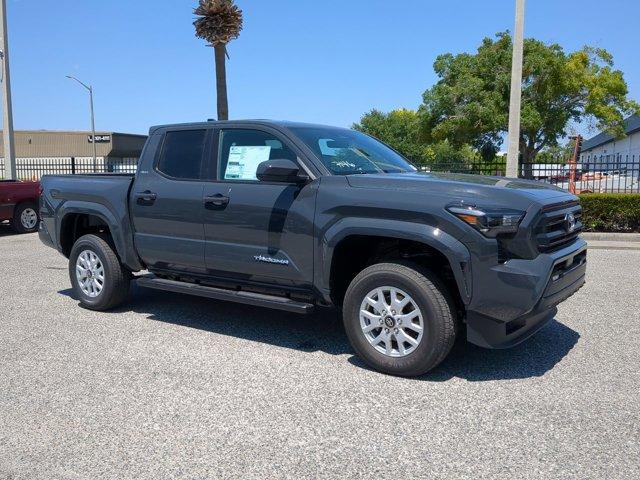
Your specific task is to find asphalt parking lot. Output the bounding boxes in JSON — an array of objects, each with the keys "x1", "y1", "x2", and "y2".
[{"x1": 1, "y1": 228, "x2": 639, "y2": 479}]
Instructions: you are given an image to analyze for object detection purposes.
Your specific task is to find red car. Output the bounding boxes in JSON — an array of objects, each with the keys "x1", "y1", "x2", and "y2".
[{"x1": 0, "y1": 179, "x2": 41, "y2": 233}]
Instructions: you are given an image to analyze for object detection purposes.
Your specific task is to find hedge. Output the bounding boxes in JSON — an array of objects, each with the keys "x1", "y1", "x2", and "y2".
[{"x1": 579, "y1": 194, "x2": 640, "y2": 232}]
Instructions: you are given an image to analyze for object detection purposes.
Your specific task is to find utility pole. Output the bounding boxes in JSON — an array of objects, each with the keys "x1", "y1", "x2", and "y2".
[
  {"x1": 568, "y1": 135, "x2": 582, "y2": 195},
  {"x1": 0, "y1": 0, "x2": 16, "y2": 180},
  {"x1": 506, "y1": 0, "x2": 526, "y2": 178},
  {"x1": 66, "y1": 76, "x2": 97, "y2": 171}
]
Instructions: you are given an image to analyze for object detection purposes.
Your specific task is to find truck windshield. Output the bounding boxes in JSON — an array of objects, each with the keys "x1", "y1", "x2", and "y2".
[{"x1": 290, "y1": 127, "x2": 417, "y2": 175}]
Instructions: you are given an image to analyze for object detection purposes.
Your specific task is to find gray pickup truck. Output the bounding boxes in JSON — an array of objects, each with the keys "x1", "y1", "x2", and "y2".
[{"x1": 39, "y1": 120, "x2": 586, "y2": 376}]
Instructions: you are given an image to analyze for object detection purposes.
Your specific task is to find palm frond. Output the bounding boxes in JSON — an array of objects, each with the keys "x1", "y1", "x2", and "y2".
[{"x1": 193, "y1": 0, "x2": 243, "y2": 46}]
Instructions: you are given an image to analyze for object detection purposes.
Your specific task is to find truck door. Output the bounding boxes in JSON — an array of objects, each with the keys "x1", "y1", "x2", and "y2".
[
  {"x1": 202, "y1": 127, "x2": 316, "y2": 288},
  {"x1": 130, "y1": 128, "x2": 212, "y2": 274}
]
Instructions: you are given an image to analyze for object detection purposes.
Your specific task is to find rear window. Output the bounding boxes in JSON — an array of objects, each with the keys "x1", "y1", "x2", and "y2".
[{"x1": 157, "y1": 129, "x2": 206, "y2": 180}]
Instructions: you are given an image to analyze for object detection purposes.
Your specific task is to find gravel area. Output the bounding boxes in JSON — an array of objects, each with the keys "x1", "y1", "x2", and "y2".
[{"x1": 1, "y1": 227, "x2": 639, "y2": 479}]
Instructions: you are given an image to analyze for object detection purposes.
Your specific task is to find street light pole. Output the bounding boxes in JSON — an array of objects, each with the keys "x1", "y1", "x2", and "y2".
[
  {"x1": 506, "y1": 0, "x2": 526, "y2": 178},
  {"x1": 0, "y1": 0, "x2": 16, "y2": 180},
  {"x1": 88, "y1": 85, "x2": 97, "y2": 171},
  {"x1": 66, "y1": 75, "x2": 97, "y2": 171}
]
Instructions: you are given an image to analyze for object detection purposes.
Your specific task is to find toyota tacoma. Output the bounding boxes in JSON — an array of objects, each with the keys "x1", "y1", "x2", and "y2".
[{"x1": 39, "y1": 121, "x2": 586, "y2": 376}]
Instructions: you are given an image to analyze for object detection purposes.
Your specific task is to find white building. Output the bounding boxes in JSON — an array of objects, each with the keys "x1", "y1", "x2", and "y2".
[{"x1": 580, "y1": 114, "x2": 640, "y2": 172}]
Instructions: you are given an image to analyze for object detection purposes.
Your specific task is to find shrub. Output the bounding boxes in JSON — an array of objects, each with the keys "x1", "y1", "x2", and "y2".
[{"x1": 579, "y1": 194, "x2": 640, "y2": 232}]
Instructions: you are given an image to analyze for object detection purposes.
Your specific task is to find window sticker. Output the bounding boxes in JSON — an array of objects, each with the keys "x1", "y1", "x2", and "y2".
[{"x1": 224, "y1": 145, "x2": 272, "y2": 180}]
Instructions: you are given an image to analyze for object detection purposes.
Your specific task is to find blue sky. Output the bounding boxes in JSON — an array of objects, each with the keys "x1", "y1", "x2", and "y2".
[{"x1": 3, "y1": 0, "x2": 639, "y2": 136}]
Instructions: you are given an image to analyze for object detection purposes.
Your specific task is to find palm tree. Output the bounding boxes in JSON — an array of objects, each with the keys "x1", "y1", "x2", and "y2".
[{"x1": 193, "y1": 0, "x2": 243, "y2": 121}]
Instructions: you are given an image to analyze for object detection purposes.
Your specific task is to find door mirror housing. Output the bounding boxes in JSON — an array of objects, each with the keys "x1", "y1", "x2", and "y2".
[{"x1": 256, "y1": 159, "x2": 307, "y2": 183}]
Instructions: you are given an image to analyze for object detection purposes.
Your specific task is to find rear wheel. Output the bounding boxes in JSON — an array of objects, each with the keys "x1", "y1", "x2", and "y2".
[
  {"x1": 69, "y1": 234, "x2": 130, "y2": 311},
  {"x1": 343, "y1": 262, "x2": 456, "y2": 376},
  {"x1": 13, "y1": 202, "x2": 39, "y2": 234}
]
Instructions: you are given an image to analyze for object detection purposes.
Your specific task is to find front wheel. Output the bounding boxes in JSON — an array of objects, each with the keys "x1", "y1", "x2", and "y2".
[
  {"x1": 69, "y1": 234, "x2": 130, "y2": 311},
  {"x1": 343, "y1": 262, "x2": 456, "y2": 377}
]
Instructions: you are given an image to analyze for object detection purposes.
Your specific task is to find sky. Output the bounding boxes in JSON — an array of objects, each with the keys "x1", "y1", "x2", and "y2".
[{"x1": 3, "y1": 0, "x2": 640, "y2": 136}]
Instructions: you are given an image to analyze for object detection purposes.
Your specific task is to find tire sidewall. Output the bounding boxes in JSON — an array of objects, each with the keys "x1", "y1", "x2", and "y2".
[
  {"x1": 69, "y1": 236, "x2": 117, "y2": 309},
  {"x1": 343, "y1": 266, "x2": 449, "y2": 376},
  {"x1": 13, "y1": 203, "x2": 39, "y2": 233}
]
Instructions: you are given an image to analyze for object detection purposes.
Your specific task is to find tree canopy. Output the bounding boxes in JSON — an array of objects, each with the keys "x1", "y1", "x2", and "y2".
[
  {"x1": 353, "y1": 109, "x2": 426, "y2": 163},
  {"x1": 419, "y1": 32, "x2": 639, "y2": 164},
  {"x1": 353, "y1": 109, "x2": 480, "y2": 169}
]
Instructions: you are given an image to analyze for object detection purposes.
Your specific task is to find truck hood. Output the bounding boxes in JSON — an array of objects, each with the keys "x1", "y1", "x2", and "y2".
[{"x1": 345, "y1": 171, "x2": 574, "y2": 209}]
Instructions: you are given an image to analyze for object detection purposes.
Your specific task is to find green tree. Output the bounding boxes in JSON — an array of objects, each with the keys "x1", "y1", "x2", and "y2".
[
  {"x1": 354, "y1": 109, "x2": 483, "y2": 169},
  {"x1": 419, "y1": 32, "x2": 639, "y2": 169},
  {"x1": 424, "y1": 141, "x2": 479, "y2": 172},
  {"x1": 194, "y1": 0, "x2": 243, "y2": 121},
  {"x1": 536, "y1": 142, "x2": 574, "y2": 164},
  {"x1": 353, "y1": 109, "x2": 428, "y2": 165}
]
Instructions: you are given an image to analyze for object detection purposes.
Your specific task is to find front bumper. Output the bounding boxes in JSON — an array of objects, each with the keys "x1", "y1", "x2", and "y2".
[{"x1": 466, "y1": 240, "x2": 586, "y2": 349}]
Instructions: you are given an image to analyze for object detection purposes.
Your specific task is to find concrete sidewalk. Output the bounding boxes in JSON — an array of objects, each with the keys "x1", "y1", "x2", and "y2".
[{"x1": 581, "y1": 232, "x2": 640, "y2": 250}]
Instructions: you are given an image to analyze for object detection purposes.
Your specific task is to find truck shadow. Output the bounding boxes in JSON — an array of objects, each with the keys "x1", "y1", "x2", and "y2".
[
  {"x1": 59, "y1": 285, "x2": 580, "y2": 382},
  {"x1": 350, "y1": 319, "x2": 580, "y2": 382},
  {"x1": 0, "y1": 223, "x2": 18, "y2": 237}
]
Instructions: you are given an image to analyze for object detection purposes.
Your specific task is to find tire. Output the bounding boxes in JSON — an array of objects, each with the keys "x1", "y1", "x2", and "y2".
[
  {"x1": 343, "y1": 262, "x2": 456, "y2": 377},
  {"x1": 68, "y1": 234, "x2": 130, "y2": 311},
  {"x1": 12, "y1": 202, "x2": 39, "y2": 234}
]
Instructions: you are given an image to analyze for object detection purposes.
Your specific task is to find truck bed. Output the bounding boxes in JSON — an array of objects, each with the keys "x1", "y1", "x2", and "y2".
[{"x1": 39, "y1": 173, "x2": 140, "y2": 269}]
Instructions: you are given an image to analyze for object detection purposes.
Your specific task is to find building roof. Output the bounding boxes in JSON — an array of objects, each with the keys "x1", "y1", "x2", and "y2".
[{"x1": 582, "y1": 114, "x2": 640, "y2": 151}]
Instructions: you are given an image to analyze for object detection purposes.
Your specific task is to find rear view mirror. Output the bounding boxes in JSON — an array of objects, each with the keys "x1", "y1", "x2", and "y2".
[{"x1": 256, "y1": 159, "x2": 307, "y2": 183}]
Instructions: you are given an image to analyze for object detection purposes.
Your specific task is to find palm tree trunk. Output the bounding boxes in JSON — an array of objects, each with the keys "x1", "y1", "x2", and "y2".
[{"x1": 214, "y1": 44, "x2": 229, "y2": 121}]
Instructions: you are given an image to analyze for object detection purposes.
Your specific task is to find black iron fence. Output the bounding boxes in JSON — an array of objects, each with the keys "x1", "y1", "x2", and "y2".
[
  {"x1": 0, "y1": 156, "x2": 138, "y2": 180},
  {"x1": 423, "y1": 154, "x2": 640, "y2": 194},
  {"x1": 1, "y1": 154, "x2": 639, "y2": 194}
]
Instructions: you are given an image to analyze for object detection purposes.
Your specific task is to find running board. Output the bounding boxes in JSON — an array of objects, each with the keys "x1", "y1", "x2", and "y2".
[{"x1": 136, "y1": 276, "x2": 315, "y2": 314}]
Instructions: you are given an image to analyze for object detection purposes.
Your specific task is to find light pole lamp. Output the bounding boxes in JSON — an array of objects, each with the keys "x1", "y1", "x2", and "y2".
[{"x1": 66, "y1": 75, "x2": 97, "y2": 171}]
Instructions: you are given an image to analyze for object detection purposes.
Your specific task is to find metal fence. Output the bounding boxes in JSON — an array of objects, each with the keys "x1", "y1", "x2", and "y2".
[
  {"x1": 423, "y1": 154, "x2": 640, "y2": 194},
  {"x1": 0, "y1": 156, "x2": 138, "y2": 180},
  {"x1": 1, "y1": 153, "x2": 639, "y2": 194}
]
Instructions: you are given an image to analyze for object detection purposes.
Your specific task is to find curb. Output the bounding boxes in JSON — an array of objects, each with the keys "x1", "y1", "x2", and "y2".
[
  {"x1": 582, "y1": 233, "x2": 640, "y2": 251},
  {"x1": 586, "y1": 241, "x2": 640, "y2": 251},
  {"x1": 581, "y1": 232, "x2": 640, "y2": 242}
]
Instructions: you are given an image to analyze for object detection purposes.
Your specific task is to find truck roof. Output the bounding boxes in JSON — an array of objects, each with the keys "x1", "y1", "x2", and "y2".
[{"x1": 148, "y1": 119, "x2": 352, "y2": 134}]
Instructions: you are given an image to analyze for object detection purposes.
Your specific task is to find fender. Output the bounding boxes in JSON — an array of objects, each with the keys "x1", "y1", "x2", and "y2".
[
  {"x1": 316, "y1": 217, "x2": 472, "y2": 305},
  {"x1": 56, "y1": 201, "x2": 143, "y2": 271}
]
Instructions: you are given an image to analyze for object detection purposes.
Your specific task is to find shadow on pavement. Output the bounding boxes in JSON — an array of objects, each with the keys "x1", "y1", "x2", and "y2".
[
  {"x1": 0, "y1": 223, "x2": 18, "y2": 237},
  {"x1": 350, "y1": 318, "x2": 580, "y2": 381},
  {"x1": 59, "y1": 284, "x2": 580, "y2": 381}
]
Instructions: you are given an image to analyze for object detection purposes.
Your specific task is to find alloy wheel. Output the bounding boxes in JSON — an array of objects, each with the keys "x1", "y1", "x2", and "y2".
[{"x1": 359, "y1": 286, "x2": 424, "y2": 357}]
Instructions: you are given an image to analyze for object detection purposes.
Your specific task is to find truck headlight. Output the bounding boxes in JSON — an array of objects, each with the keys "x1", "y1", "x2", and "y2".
[{"x1": 447, "y1": 205, "x2": 525, "y2": 238}]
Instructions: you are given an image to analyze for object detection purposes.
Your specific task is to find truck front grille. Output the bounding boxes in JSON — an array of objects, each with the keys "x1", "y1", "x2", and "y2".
[{"x1": 534, "y1": 200, "x2": 583, "y2": 253}]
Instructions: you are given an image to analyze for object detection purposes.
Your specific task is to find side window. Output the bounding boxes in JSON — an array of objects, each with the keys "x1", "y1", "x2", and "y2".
[
  {"x1": 157, "y1": 129, "x2": 206, "y2": 180},
  {"x1": 218, "y1": 129, "x2": 297, "y2": 181}
]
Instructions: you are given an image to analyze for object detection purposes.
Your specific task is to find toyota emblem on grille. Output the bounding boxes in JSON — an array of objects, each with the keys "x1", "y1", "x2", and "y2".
[{"x1": 564, "y1": 213, "x2": 576, "y2": 233}]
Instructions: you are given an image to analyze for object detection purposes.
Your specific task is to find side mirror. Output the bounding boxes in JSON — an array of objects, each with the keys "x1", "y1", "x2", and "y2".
[{"x1": 256, "y1": 159, "x2": 307, "y2": 183}]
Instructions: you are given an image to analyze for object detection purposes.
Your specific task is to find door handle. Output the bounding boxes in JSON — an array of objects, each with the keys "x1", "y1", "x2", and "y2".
[
  {"x1": 135, "y1": 190, "x2": 157, "y2": 205},
  {"x1": 204, "y1": 193, "x2": 230, "y2": 209}
]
